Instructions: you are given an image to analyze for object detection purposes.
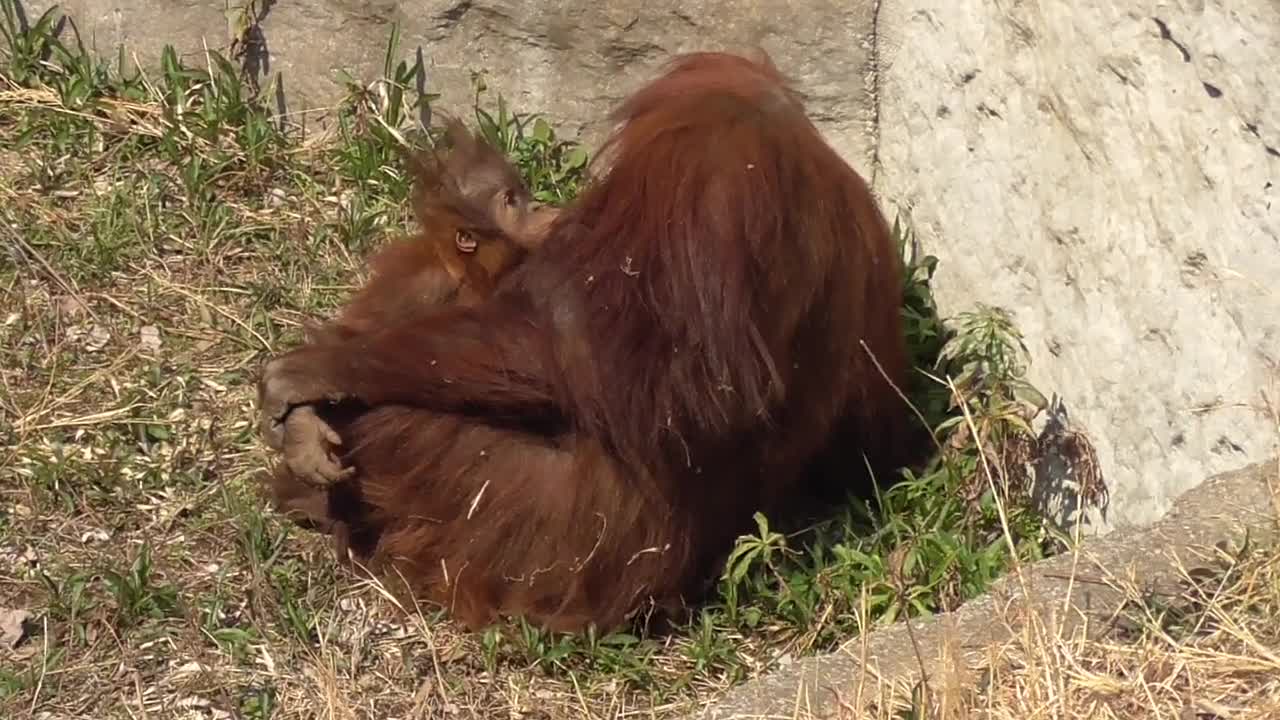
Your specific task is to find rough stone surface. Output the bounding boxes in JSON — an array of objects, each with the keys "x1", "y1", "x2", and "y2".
[
  {"x1": 873, "y1": 1, "x2": 1280, "y2": 532},
  {"x1": 19, "y1": 0, "x2": 879, "y2": 167},
  {"x1": 698, "y1": 458, "x2": 1280, "y2": 719},
  {"x1": 18, "y1": 0, "x2": 1278, "y2": 531}
]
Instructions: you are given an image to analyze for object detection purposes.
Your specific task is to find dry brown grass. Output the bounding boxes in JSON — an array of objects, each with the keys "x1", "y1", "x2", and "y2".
[{"x1": 846, "y1": 538, "x2": 1280, "y2": 719}]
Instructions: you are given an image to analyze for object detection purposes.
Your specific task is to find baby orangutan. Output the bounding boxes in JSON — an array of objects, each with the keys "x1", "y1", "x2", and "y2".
[
  {"x1": 312, "y1": 119, "x2": 559, "y2": 342},
  {"x1": 281, "y1": 119, "x2": 560, "y2": 488}
]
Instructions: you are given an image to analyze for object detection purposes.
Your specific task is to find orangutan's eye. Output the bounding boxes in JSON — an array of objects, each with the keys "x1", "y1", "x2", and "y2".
[{"x1": 455, "y1": 230, "x2": 477, "y2": 253}]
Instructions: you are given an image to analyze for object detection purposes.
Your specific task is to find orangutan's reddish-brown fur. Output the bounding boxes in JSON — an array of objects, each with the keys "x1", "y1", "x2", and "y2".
[
  {"x1": 257, "y1": 51, "x2": 913, "y2": 634},
  {"x1": 272, "y1": 119, "x2": 559, "y2": 500},
  {"x1": 309, "y1": 119, "x2": 558, "y2": 345}
]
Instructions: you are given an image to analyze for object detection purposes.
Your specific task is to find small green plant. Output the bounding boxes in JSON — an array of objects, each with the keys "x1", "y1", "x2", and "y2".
[
  {"x1": 896, "y1": 215, "x2": 952, "y2": 423},
  {"x1": 0, "y1": 646, "x2": 63, "y2": 700},
  {"x1": 480, "y1": 625, "x2": 505, "y2": 673},
  {"x1": 470, "y1": 76, "x2": 590, "y2": 204},
  {"x1": 0, "y1": 1, "x2": 62, "y2": 86},
  {"x1": 719, "y1": 512, "x2": 791, "y2": 624},
  {"x1": 38, "y1": 569, "x2": 95, "y2": 644},
  {"x1": 99, "y1": 544, "x2": 181, "y2": 627},
  {"x1": 238, "y1": 685, "x2": 278, "y2": 720},
  {"x1": 209, "y1": 625, "x2": 260, "y2": 663},
  {"x1": 270, "y1": 560, "x2": 319, "y2": 644},
  {"x1": 329, "y1": 24, "x2": 432, "y2": 202},
  {"x1": 937, "y1": 304, "x2": 1047, "y2": 436},
  {"x1": 0, "y1": 669, "x2": 28, "y2": 700},
  {"x1": 229, "y1": 492, "x2": 291, "y2": 571},
  {"x1": 684, "y1": 610, "x2": 739, "y2": 676}
]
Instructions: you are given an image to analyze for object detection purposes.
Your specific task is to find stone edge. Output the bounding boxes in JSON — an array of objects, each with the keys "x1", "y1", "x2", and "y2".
[{"x1": 698, "y1": 457, "x2": 1280, "y2": 719}]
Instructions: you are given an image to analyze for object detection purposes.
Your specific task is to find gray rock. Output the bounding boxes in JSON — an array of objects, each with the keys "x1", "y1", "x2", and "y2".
[
  {"x1": 22, "y1": 0, "x2": 879, "y2": 164},
  {"x1": 873, "y1": 0, "x2": 1280, "y2": 532}
]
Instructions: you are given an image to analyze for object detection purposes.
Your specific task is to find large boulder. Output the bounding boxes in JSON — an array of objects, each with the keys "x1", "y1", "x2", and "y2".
[
  {"x1": 874, "y1": 0, "x2": 1279, "y2": 530},
  {"x1": 20, "y1": 0, "x2": 1279, "y2": 532},
  {"x1": 22, "y1": 0, "x2": 880, "y2": 163}
]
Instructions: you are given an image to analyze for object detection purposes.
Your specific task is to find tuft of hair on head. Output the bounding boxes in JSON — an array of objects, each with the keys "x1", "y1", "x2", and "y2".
[{"x1": 400, "y1": 116, "x2": 506, "y2": 236}]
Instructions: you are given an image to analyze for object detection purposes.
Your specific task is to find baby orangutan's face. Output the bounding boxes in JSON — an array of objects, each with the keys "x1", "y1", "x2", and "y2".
[
  {"x1": 449, "y1": 179, "x2": 560, "y2": 261},
  {"x1": 444, "y1": 143, "x2": 561, "y2": 254}
]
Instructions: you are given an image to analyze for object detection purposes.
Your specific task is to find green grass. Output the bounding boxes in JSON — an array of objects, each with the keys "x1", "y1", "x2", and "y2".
[{"x1": 0, "y1": 5, "x2": 1104, "y2": 717}]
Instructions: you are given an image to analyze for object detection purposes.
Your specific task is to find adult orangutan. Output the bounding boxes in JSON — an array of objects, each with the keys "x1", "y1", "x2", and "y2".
[{"x1": 257, "y1": 51, "x2": 913, "y2": 634}]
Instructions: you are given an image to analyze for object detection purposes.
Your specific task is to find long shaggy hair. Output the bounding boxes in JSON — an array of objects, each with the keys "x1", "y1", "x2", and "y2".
[{"x1": 262, "y1": 50, "x2": 913, "y2": 633}]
